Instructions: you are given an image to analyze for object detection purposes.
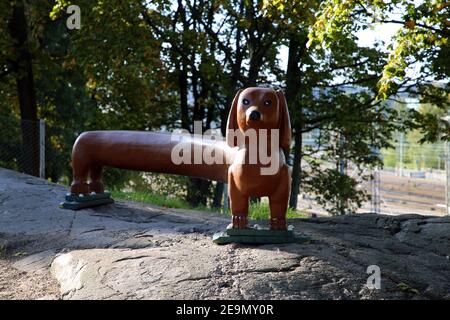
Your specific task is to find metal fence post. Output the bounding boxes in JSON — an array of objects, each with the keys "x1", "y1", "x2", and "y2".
[
  {"x1": 370, "y1": 142, "x2": 381, "y2": 214},
  {"x1": 399, "y1": 131, "x2": 404, "y2": 177},
  {"x1": 39, "y1": 119, "x2": 45, "y2": 179},
  {"x1": 446, "y1": 141, "x2": 450, "y2": 215},
  {"x1": 371, "y1": 168, "x2": 380, "y2": 214}
]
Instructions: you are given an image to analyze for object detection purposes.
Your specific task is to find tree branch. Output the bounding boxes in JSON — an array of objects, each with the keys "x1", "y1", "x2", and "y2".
[
  {"x1": 378, "y1": 19, "x2": 449, "y2": 36},
  {"x1": 329, "y1": 58, "x2": 370, "y2": 70},
  {"x1": 186, "y1": 1, "x2": 235, "y2": 66},
  {"x1": 354, "y1": 0, "x2": 449, "y2": 36},
  {"x1": 320, "y1": 75, "x2": 379, "y2": 88}
]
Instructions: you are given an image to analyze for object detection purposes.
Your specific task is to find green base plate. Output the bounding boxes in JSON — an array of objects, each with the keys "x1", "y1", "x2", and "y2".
[
  {"x1": 60, "y1": 192, "x2": 114, "y2": 210},
  {"x1": 213, "y1": 225, "x2": 309, "y2": 245}
]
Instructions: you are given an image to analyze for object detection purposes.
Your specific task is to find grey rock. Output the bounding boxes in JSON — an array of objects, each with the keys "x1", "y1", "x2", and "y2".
[{"x1": 1, "y1": 167, "x2": 450, "y2": 299}]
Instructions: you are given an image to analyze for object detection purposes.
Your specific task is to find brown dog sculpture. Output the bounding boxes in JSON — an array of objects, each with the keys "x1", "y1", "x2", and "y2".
[{"x1": 69, "y1": 87, "x2": 291, "y2": 230}]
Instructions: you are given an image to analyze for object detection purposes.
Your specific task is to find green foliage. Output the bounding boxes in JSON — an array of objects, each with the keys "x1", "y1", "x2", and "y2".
[
  {"x1": 1, "y1": 0, "x2": 178, "y2": 187},
  {"x1": 306, "y1": 0, "x2": 449, "y2": 100},
  {"x1": 270, "y1": 0, "x2": 448, "y2": 214},
  {"x1": 397, "y1": 282, "x2": 420, "y2": 295},
  {"x1": 106, "y1": 171, "x2": 189, "y2": 202},
  {"x1": 141, "y1": 173, "x2": 189, "y2": 199},
  {"x1": 382, "y1": 131, "x2": 445, "y2": 170},
  {"x1": 306, "y1": 168, "x2": 366, "y2": 216},
  {"x1": 0, "y1": 113, "x2": 22, "y2": 171},
  {"x1": 49, "y1": 0, "x2": 178, "y2": 131},
  {"x1": 102, "y1": 169, "x2": 144, "y2": 192},
  {"x1": 382, "y1": 102, "x2": 447, "y2": 170},
  {"x1": 271, "y1": 4, "x2": 396, "y2": 214}
]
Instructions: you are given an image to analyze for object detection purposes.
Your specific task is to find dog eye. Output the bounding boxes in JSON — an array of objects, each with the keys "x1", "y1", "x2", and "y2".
[
  {"x1": 242, "y1": 98, "x2": 250, "y2": 105},
  {"x1": 264, "y1": 99, "x2": 272, "y2": 106}
]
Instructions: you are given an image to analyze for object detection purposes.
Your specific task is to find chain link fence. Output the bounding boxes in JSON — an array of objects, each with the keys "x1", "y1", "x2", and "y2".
[
  {"x1": 0, "y1": 114, "x2": 74, "y2": 185},
  {"x1": 0, "y1": 115, "x2": 44, "y2": 178}
]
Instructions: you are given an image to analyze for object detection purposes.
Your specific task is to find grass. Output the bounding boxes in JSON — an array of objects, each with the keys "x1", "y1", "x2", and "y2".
[
  {"x1": 397, "y1": 282, "x2": 420, "y2": 295},
  {"x1": 249, "y1": 202, "x2": 305, "y2": 220},
  {"x1": 111, "y1": 190, "x2": 307, "y2": 220},
  {"x1": 112, "y1": 190, "x2": 194, "y2": 210}
]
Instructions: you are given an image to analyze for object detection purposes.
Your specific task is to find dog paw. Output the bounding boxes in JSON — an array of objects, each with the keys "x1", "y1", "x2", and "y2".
[
  {"x1": 89, "y1": 181, "x2": 104, "y2": 193},
  {"x1": 232, "y1": 214, "x2": 248, "y2": 229},
  {"x1": 70, "y1": 182, "x2": 90, "y2": 194},
  {"x1": 270, "y1": 217, "x2": 287, "y2": 230}
]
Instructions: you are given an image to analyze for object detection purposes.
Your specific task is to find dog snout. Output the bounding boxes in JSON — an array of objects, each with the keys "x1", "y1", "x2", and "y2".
[{"x1": 248, "y1": 110, "x2": 261, "y2": 121}]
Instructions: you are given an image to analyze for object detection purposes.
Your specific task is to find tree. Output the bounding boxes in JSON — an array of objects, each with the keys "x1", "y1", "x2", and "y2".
[
  {"x1": 3, "y1": 1, "x2": 40, "y2": 176},
  {"x1": 1, "y1": 0, "x2": 177, "y2": 184},
  {"x1": 3, "y1": 0, "x2": 444, "y2": 215},
  {"x1": 307, "y1": 0, "x2": 450, "y2": 143},
  {"x1": 137, "y1": 0, "x2": 287, "y2": 206},
  {"x1": 265, "y1": 1, "x2": 400, "y2": 214}
]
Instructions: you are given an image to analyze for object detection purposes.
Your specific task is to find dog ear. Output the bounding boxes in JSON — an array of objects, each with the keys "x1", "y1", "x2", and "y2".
[
  {"x1": 226, "y1": 89, "x2": 243, "y2": 147},
  {"x1": 276, "y1": 89, "x2": 292, "y2": 153}
]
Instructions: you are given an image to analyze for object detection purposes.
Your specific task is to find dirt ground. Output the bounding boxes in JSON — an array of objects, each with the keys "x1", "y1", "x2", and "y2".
[{"x1": 0, "y1": 258, "x2": 60, "y2": 300}]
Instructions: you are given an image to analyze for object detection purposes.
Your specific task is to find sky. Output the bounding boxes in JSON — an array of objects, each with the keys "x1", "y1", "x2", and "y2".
[
  {"x1": 277, "y1": 1, "x2": 428, "y2": 85},
  {"x1": 278, "y1": 22, "x2": 403, "y2": 71},
  {"x1": 356, "y1": 22, "x2": 402, "y2": 48}
]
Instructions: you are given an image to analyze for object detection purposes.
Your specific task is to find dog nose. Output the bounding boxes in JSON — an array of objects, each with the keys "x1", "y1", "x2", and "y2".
[{"x1": 249, "y1": 110, "x2": 261, "y2": 121}]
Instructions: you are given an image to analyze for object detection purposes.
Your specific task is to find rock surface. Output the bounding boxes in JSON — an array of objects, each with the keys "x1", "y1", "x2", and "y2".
[{"x1": 1, "y1": 167, "x2": 450, "y2": 299}]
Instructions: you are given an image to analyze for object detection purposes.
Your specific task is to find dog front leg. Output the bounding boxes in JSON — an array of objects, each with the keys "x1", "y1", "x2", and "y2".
[{"x1": 228, "y1": 173, "x2": 249, "y2": 229}]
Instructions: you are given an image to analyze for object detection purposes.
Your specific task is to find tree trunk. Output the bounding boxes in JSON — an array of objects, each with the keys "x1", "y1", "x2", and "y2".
[
  {"x1": 289, "y1": 128, "x2": 303, "y2": 209},
  {"x1": 186, "y1": 178, "x2": 210, "y2": 207},
  {"x1": 8, "y1": 4, "x2": 40, "y2": 177},
  {"x1": 212, "y1": 181, "x2": 224, "y2": 208},
  {"x1": 284, "y1": 33, "x2": 306, "y2": 209},
  {"x1": 178, "y1": 61, "x2": 190, "y2": 131}
]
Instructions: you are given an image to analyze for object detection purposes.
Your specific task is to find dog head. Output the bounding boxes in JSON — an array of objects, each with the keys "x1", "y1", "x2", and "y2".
[{"x1": 226, "y1": 87, "x2": 291, "y2": 152}]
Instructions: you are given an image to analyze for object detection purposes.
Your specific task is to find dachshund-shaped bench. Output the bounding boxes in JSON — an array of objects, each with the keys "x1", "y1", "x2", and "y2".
[{"x1": 67, "y1": 87, "x2": 291, "y2": 230}]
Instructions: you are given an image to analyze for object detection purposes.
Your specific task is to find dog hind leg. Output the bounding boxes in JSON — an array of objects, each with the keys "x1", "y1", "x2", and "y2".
[
  {"x1": 268, "y1": 167, "x2": 290, "y2": 230},
  {"x1": 89, "y1": 165, "x2": 104, "y2": 193},
  {"x1": 70, "y1": 160, "x2": 90, "y2": 194},
  {"x1": 268, "y1": 199, "x2": 287, "y2": 230}
]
